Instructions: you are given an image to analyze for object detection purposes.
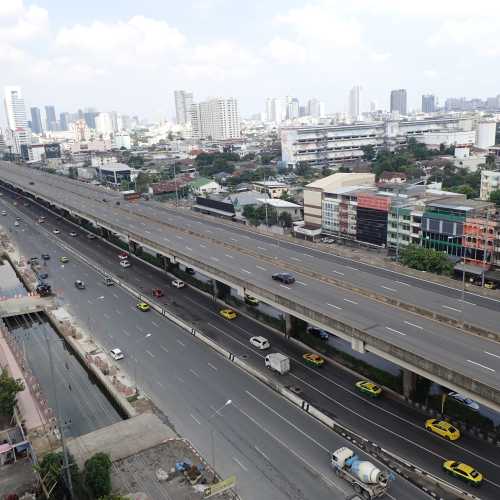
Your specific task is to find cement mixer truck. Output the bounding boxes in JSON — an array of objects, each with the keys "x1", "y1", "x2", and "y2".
[{"x1": 330, "y1": 447, "x2": 392, "y2": 499}]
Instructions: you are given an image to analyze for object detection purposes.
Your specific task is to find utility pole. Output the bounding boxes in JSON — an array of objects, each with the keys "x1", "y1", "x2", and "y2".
[
  {"x1": 45, "y1": 333, "x2": 73, "y2": 499},
  {"x1": 481, "y1": 208, "x2": 490, "y2": 287},
  {"x1": 173, "y1": 162, "x2": 179, "y2": 207}
]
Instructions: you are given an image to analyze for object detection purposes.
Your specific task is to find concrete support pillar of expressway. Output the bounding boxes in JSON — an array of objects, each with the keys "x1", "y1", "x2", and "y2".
[
  {"x1": 402, "y1": 369, "x2": 417, "y2": 399},
  {"x1": 128, "y1": 240, "x2": 143, "y2": 256},
  {"x1": 98, "y1": 227, "x2": 110, "y2": 240},
  {"x1": 157, "y1": 254, "x2": 171, "y2": 271},
  {"x1": 283, "y1": 313, "x2": 293, "y2": 337}
]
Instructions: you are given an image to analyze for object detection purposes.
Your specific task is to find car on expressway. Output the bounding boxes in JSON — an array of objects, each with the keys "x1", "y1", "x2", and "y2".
[
  {"x1": 484, "y1": 281, "x2": 496, "y2": 289},
  {"x1": 425, "y1": 419, "x2": 460, "y2": 441},
  {"x1": 244, "y1": 294, "x2": 259, "y2": 306},
  {"x1": 14, "y1": 221, "x2": 19, "y2": 226},
  {"x1": 355, "y1": 380, "x2": 382, "y2": 397},
  {"x1": 110, "y1": 348, "x2": 124, "y2": 361},
  {"x1": 306, "y1": 326, "x2": 329, "y2": 341},
  {"x1": 302, "y1": 353, "x2": 325, "y2": 367},
  {"x1": 52, "y1": 229, "x2": 60, "y2": 234},
  {"x1": 272, "y1": 272, "x2": 295, "y2": 284},
  {"x1": 118, "y1": 252, "x2": 129, "y2": 260},
  {"x1": 172, "y1": 279, "x2": 185, "y2": 289},
  {"x1": 219, "y1": 308, "x2": 237, "y2": 320},
  {"x1": 59, "y1": 256, "x2": 69, "y2": 263},
  {"x1": 448, "y1": 392, "x2": 480, "y2": 411},
  {"x1": 250, "y1": 336, "x2": 270, "y2": 350},
  {"x1": 442, "y1": 460, "x2": 483, "y2": 486},
  {"x1": 120, "y1": 260, "x2": 131, "y2": 268},
  {"x1": 1, "y1": 210, "x2": 6, "y2": 216},
  {"x1": 74, "y1": 280, "x2": 86, "y2": 290},
  {"x1": 137, "y1": 302, "x2": 150, "y2": 312},
  {"x1": 185, "y1": 267, "x2": 196, "y2": 275},
  {"x1": 86, "y1": 233, "x2": 96, "y2": 240},
  {"x1": 103, "y1": 276, "x2": 114, "y2": 286},
  {"x1": 69, "y1": 231, "x2": 78, "y2": 237},
  {"x1": 152, "y1": 288, "x2": 164, "y2": 298},
  {"x1": 41, "y1": 253, "x2": 50, "y2": 260}
]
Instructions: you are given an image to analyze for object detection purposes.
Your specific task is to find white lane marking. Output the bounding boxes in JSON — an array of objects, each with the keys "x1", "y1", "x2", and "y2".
[
  {"x1": 103, "y1": 313, "x2": 110, "y2": 319},
  {"x1": 123, "y1": 329, "x2": 131, "y2": 337},
  {"x1": 345, "y1": 266, "x2": 358, "y2": 271},
  {"x1": 225, "y1": 254, "x2": 234, "y2": 259},
  {"x1": 185, "y1": 246, "x2": 193, "y2": 251},
  {"x1": 189, "y1": 368, "x2": 200, "y2": 378},
  {"x1": 208, "y1": 362, "x2": 218, "y2": 371},
  {"x1": 332, "y1": 270, "x2": 345, "y2": 276},
  {"x1": 145, "y1": 230, "x2": 151, "y2": 235},
  {"x1": 176, "y1": 235, "x2": 183, "y2": 240},
  {"x1": 211, "y1": 257, "x2": 219, "y2": 262},
  {"x1": 161, "y1": 345, "x2": 169, "y2": 353},
  {"x1": 176, "y1": 339, "x2": 185, "y2": 347},
  {"x1": 200, "y1": 244, "x2": 206, "y2": 248},
  {"x1": 116, "y1": 309, "x2": 122, "y2": 315},
  {"x1": 205, "y1": 229, "x2": 213, "y2": 233},
  {"x1": 254, "y1": 445, "x2": 270, "y2": 461},
  {"x1": 395, "y1": 280, "x2": 410, "y2": 287},
  {"x1": 458, "y1": 299, "x2": 476, "y2": 306},
  {"x1": 176, "y1": 376, "x2": 184, "y2": 383},
  {"x1": 386, "y1": 327, "x2": 407, "y2": 336},
  {"x1": 136, "y1": 325, "x2": 144, "y2": 332},
  {"x1": 280, "y1": 284, "x2": 291, "y2": 290},
  {"x1": 98, "y1": 296, "x2": 104, "y2": 300},
  {"x1": 343, "y1": 298, "x2": 358, "y2": 305},
  {"x1": 404, "y1": 321, "x2": 423, "y2": 330},
  {"x1": 381, "y1": 286, "x2": 397, "y2": 292},
  {"x1": 442, "y1": 304, "x2": 462, "y2": 313},
  {"x1": 88, "y1": 299, "x2": 93, "y2": 305},
  {"x1": 256, "y1": 265, "x2": 267, "y2": 271},
  {"x1": 241, "y1": 269, "x2": 251, "y2": 274},
  {"x1": 290, "y1": 257, "x2": 301, "y2": 262},
  {"x1": 112, "y1": 293, "x2": 119, "y2": 299},
  {"x1": 296, "y1": 281, "x2": 307, "y2": 286},
  {"x1": 151, "y1": 321, "x2": 159, "y2": 328},
  {"x1": 146, "y1": 350, "x2": 155, "y2": 358},
  {"x1": 191, "y1": 414, "x2": 201, "y2": 425},
  {"x1": 232, "y1": 457, "x2": 248, "y2": 472},
  {"x1": 157, "y1": 381, "x2": 164, "y2": 388},
  {"x1": 230, "y1": 238, "x2": 238, "y2": 242},
  {"x1": 484, "y1": 351, "x2": 500, "y2": 359},
  {"x1": 257, "y1": 246, "x2": 267, "y2": 251},
  {"x1": 163, "y1": 237, "x2": 170, "y2": 242},
  {"x1": 327, "y1": 303, "x2": 342, "y2": 310},
  {"x1": 467, "y1": 359, "x2": 495, "y2": 372}
]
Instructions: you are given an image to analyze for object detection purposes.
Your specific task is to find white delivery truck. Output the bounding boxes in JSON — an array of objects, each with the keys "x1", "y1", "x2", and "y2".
[{"x1": 265, "y1": 353, "x2": 290, "y2": 375}]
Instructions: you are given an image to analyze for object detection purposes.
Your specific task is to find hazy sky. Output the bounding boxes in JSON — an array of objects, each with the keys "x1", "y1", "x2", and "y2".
[{"x1": 1, "y1": 0, "x2": 500, "y2": 121}]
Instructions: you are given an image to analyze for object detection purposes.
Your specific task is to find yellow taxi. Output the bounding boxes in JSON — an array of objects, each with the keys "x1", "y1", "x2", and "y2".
[
  {"x1": 484, "y1": 282, "x2": 496, "y2": 289},
  {"x1": 355, "y1": 380, "x2": 382, "y2": 397},
  {"x1": 442, "y1": 460, "x2": 483, "y2": 486},
  {"x1": 137, "y1": 302, "x2": 150, "y2": 312},
  {"x1": 303, "y1": 353, "x2": 325, "y2": 367},
  {"x1": 425, "y1": 419, "x2": 460, "y2": 441},
  {"x1": 244, "y1": 294, "x2": 259, "y2": 306},
  {"x1": 219, "y1": 308, "x2": 237, "y2": 320},
  {"x1": 59, "y1": 256, "x2": 69, "y2": 263}
]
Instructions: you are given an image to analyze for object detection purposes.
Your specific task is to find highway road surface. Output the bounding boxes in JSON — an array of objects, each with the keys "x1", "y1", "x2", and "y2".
[{"x1": 0, "y1": 176, "x2": 434, "y2": 499}]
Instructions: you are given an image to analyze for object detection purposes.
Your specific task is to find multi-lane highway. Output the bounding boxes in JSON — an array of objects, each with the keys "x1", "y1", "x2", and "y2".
[
  {"x1": 1, "y1": 162, "x2": 499, "y2": 411},
  {"x1": 0, "y1": 189, "x2": 433, "y2": 500},
  {"x1": 2, "y1": 177, "x2": 499, "y2": 498}
]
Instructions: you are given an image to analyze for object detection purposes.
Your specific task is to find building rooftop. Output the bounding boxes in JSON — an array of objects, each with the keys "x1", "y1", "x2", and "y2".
[
  {"x1": 253, "y1": 180, "x2": 288, "y2": 188},
  {"x1": 306, "y1": 172, "x2": 375, "y2": 191},
  {"x1": 257, "y1": 198, "x2": 301, "y2": 208},
  {"x1": 97, "y1": 162, "x2": 130, "y2": 172},
  {"x1": 188, "y1": 177, "x2": 216, "y2": 188}
]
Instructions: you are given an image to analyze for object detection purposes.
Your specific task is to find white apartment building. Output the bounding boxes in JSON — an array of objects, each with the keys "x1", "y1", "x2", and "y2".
[
  {"x1": 114, "y1": 132, "x2": 131, "y2": 149},
  {"x1": 95, "y1": 112, "x2": 114, "y2": 136},
  {"x1": 480, "y1": 170, "x2": 500, "y2": 200},
  {"x1": 174, "y1": 90, "x2": 193, "y2": 125},
  {"x1": 282, "y1": 116, "x2": 477, "y2": 168},
  {"x1": 191, "y1": 97, "x2": 240, "y2": 141},
  {"x1": 349, "y1": 86, "x2": 361, "y2": 120},
  {"x1": 3, "y1": 86, "x2": 31, "y2": 155}
]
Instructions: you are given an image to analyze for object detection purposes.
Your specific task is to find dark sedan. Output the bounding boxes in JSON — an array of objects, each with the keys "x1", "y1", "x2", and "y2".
[{"x1": 272, "y1": 272, "x2": 295, "y2": 284}]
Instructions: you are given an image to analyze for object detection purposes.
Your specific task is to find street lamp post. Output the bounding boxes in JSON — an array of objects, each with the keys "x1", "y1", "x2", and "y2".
[{"x1": 208, "y1": 399, "x2": 232, "y2": 475}]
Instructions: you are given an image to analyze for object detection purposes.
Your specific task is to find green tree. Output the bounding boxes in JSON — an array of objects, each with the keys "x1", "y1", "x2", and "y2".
[
  {"x1": 295, "y1": 161, "x2": 313, "y2": 178},
  {"x1": 278, "y1": 211, "x2": 293, "y2": 228},
  {"x1": 84, "y1": 452, "x2": 112, "y2": 498},
  {"x1": 486, "y1": 154, "x2": 496, "y2": 168},
  {"x1": 134, "y1": 172, "x2": 150, "y2": 193},
  {"x1": 0, "y1": 368, "x2": 24, "y2": 417},
  {"x1": 337, "y1": 166, "x2": 351, "y2": 173},
  {"x1": 37, "y1": 452, "x2": 84, "y2": 500},
  {"x1": 450, "y1": 184, "x2": 475, "y2": 198},
  {"x1": 489, "y1": 189, "x2": 500, "y2": 206},
  {"x1": 400, "y1": 245, "x2": 453, "y2": 275},
  {"x1": 321, "y1": 166, "x2": 333, "y2": 177},
  {"x1": 361, "y1": 144, "x2": 376, "y2": 161},
  {"x1": 68, "y1": 167, "x2": 78, "y2": 179}
]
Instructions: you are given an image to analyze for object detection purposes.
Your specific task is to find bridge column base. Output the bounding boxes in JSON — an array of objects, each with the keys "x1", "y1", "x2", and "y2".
[
  {"x1": 129, "y1": 240, "x2": 143, "y2": 256},
  {"x1": 403, "y1": 369, "x2": 417, "y2": 398}
]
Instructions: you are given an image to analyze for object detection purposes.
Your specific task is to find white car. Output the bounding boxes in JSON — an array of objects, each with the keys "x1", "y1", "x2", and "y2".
[
  {"x1": 110, "y1": 348, "x2": 124, "y2": 361},
  {"x1": 250, "y1": 336, "x2": 270, "y2": 350},
  {"x1": 69, "y1": 232, "x2": 78, "y2": 237},
  {"x1": 1, "y1": 211, "x2": 6, "y2": 216},
  {"x1": 120, "y1": 260, "x2": 131, "y2": 268},
  {"x1": 53, "y1": 229, "x2": 60, "y2": 234},
  {"x1": 14, "y1": 221, "x2": 19, "y2": 226},
  {"x1": 172, "y1": 279, "x2": 185, "y2": 289},
  {"x1": 448, "y1": 392, "x2": 480, "y2": 411}
]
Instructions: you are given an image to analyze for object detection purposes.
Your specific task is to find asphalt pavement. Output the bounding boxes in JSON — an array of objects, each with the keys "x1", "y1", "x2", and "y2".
[
  {"x1": 0, "y1": 165, "x2": 499, "y2": 402},
  {"x1": 1, "y1": 186, "x2": 497, "y2": 498}
]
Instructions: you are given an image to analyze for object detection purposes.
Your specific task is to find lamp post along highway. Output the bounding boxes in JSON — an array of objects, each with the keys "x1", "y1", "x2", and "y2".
[{"x1": 208, "y1": 399, "x2": 232, "y2": 475}]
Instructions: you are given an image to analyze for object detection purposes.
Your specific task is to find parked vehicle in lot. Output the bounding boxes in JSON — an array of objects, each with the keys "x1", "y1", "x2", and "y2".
[
  {"x1": 59, "y1": 256, "x2": 69, "y2": 263},
  {"x1": 425, "y1": 419, "x2": 460, "y2": 441},
  {"x1": 265, "y1": 353, "x2": 290, "y2": 374},
  {"x1": 219, "y1": 308, "x2": 237, "y2": 320},
  {"x1": 272, "y1": 272, "x2": 295, "y2": 284},
  {"x1": 41, "y1": 253, "x2": 50, "y2": 260},
  {"x1": 244, "y1": 294, "x2": 259, "y2": 306},
  {"x1": 306, "y1": 326, "x2": 329, "y2": 341},
  {"x1": 172, "y1": 279, "x2": 185, "y2": 289},
  {"x1": 120, "y1": 260, "x2": 131, "y2": 268},
  {"x1": 38, "y1": 217, "x2": 45, "y2": 224},
  {"x1": 250, "y1": 336, "x2": 270, "y2": 350},
  {"x1": 118, "y1": 252, "x2": 128, "y2": 260},
  {"x1": 355, "y1": 380, "x2": 382, "y2": 397},
  {"x1": 137, "y1": 302, "x2": 150, "y2": 311},
  {"x1": 74, "y1": 280, "x2": 85, "y2": 289},
  {"x1": 303, "y1": 353, "x2": 325, "y2": 367},
  {"x1": 442, "y1": 460, "x2": 483, "y2": 487},
  {"x1": 330, "y1": 447, "x2": 391, "y2": 499},
  {"x1": 152, "y1": 288, "x2": 164, "y2": 298},
  {"x1": 103, "y1": 276, "x2": 114, "y2": 286},
  {"x1": 447, "y1": 392, "x2": 479, "y2": 411},
  {"x1": 110, "y1": 348, "x2": 124, "y2": 360}
]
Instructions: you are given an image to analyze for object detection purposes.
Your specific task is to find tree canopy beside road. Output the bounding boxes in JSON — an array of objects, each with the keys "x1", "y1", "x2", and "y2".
[
  {"x1": 399, "y1": 244, "x2": 453, "y2": 275},
  {"x1": 0, "y1": 368, "x2": 23, "y2": 418}
]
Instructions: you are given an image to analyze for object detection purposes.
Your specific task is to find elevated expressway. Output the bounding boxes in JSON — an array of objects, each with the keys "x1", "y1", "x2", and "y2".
[{"x1": 1, "y1": 161, "x2": 500, "y2": 412}]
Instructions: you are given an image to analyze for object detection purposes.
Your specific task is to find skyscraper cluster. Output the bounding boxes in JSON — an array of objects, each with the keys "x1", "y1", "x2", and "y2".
[
  {"x1": 264, "y1": 96, "x2": 325, "y2": 123},
  {"x1": 3, "y1": 86, "x2": 31, "y2": 157}
]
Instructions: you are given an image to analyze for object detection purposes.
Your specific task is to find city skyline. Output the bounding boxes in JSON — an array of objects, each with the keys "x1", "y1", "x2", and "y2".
[{"x1": 2, "y1": 0, "x2": 500, "y2": 122}]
